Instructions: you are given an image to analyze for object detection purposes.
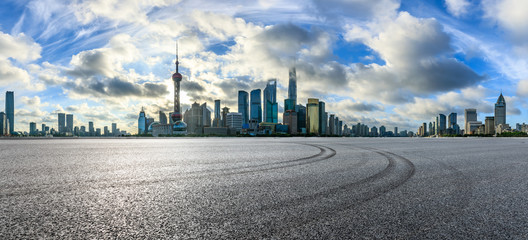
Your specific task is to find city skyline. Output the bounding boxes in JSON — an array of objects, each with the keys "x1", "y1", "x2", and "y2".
[{"x1": 1, "y1": 1, "x2": 528, "y2": 133}]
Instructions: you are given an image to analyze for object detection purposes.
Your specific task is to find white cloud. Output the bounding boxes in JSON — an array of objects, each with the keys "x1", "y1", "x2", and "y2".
[
  {"x1": 0, "y1": 32, "x2": 41, "y2": 62},
  {"x1": 483, "y1": 0, "x2": 528, "y2": 55},
  {"x1": 445, "y1": 0, "x2": 470, "y2": 17},
  {"x1": 71, "y1": 0, "x2": 181, "y2": 25},
  {"x1": 517, "y1": 80, "x2": 528, "y2": 97}
]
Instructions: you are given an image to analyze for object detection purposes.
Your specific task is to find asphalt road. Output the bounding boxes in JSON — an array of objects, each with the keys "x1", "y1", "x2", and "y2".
[{"x1": 1, "y1": 137, "x2": 528, "y2": 239}]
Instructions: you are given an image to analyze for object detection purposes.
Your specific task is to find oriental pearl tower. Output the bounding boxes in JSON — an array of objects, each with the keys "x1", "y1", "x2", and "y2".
[{"x1": 171, "y1": 43, "x2": 187, "y2": 134}]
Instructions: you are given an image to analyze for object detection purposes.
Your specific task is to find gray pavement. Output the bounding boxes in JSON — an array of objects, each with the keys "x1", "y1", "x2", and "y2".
[{"x1": 1, "y1": 138, "x2": 528, "y2": 239}]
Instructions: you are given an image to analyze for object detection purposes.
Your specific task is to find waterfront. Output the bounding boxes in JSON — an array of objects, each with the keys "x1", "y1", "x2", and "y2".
[{"x1": 1, "y1": 138, "x2": 528, "y2": 239}]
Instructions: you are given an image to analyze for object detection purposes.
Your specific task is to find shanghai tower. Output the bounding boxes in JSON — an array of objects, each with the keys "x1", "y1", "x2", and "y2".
[{"x1": 288, "y1": 67, "x2": 297, "y2": 103}]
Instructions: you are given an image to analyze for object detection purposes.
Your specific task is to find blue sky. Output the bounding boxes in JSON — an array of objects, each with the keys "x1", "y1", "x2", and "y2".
[{"x1": 1, "y1": 0, "x2": 527, "y2": 133}]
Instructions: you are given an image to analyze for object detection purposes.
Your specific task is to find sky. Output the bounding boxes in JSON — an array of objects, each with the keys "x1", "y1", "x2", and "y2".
[{"x1": 1, "y1": 0, "x2": 528, "y2": 133}]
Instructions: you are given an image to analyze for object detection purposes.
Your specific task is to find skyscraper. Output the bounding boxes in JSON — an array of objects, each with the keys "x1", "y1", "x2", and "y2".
[
  {"x1": 66, "y1": 114, "x2": 73, "y2": 133},
  {"x1": 296, "y1": 104, "x2": 306, "y2": 133},
  {"x1": 221, "y1": 106, "x2": 230, "y2": 127},
  {"x1": 138, "y1": 107, "x2": 146, "y2": 134},
  {"x1": 89, "y1": 121, "x2": 95, "y2": 136},
  {"x1": 6, "y1": 91, "x2": 14, "y2": 134},
  {"x1": 465, "y1": 108, "x2": 477, "y2": 133},
  {"x1": 250, "y1": 89, "x2": 262, "y2": 123},
  {"x1": 238, "y1": 91, "x2": 249, "y2": 125},
  {"x1": 437, "y1": 114, "x2": 446, "y2": 135},
  {"x1": 183, "y1": 102, "x2": 211, "y2": 134},
  {"x1": 112, "y1": 123, "x2": 117, "y2": 136},
  {"x1": 318, "y1": 101, "x2": 326, "y2": 135},
  {"x1": 288, "y1": 67, "x2": 297, "y2": 103},
  {"x1": 29, "y1": 122, "x2": 36, "y2": 135},
  {"x1": 380, "y1": 125, "x2": 386, "y2": 137},
  {"x1": 58, "y1": 113, "x2": 65, "y2": 134},
  {"x1": 485, "y1": 116, "x2": 495, "y2": 135},
  {"x1": 306, "y1": 98, "x2": 319, "y2": 135},
  {"x1": 159, "y1": 111, "x2": 167, "y2": 125},
  {"x1": 0, "y1": 112, "x2": 6, "y2": 136},
  {"x1": 448, "y1": 112, "x2": 457, "y2": 129},
  {"x1": 213, "y1": 100, "x2": 221, "y2": 127},
  {"x1": 494, "y1": 93, "x2": 506, "y2": 127},
  {"x1": 329, "y1": 114, "x2": 335, "y2": 135},
  {"x1": 263, "y1": 79, "x2": 278, "y2": 123}
]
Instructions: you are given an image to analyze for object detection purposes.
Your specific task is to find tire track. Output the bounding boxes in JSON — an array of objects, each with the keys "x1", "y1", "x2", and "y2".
[
  {"x1": 0, "y1": 144, "x2": 336, "y2": 197},
  {"x1": 223, "y1": 146, "x2": 415, "y2": 238}
]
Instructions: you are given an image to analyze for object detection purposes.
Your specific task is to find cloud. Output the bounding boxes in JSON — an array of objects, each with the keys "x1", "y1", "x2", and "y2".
[
  {"x1": 0, "y1": 32, "x2": 41, "y2": 62},
  {"x1": 0, "y1": 31, "x2": 41, "y2": 87},
  {"x1": 483, "y1": 0, "x2": 528, "y2": 55},
  {"x1": 445, "y1": 0, "x2": 470, "y2": 17},
  {"x1": 71, "y1": 0, "x2": 181, "y2": 25},
  {"x1": 342, "y1": 12, "x2": 484, "y2": 104},
  {"x1": 393, "y1": 85, "x2": 497, "y2": 124},
  {"x1": 312, "y1": 0, "x2": 399, "y2": 21},
  {"x1": 517, "y1": 80, "x2": 528, "y2": 97}
]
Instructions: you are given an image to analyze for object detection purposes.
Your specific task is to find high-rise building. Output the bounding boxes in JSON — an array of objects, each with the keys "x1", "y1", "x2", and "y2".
[
  {"x1": 238, "y1": 91, "x2": 249, "y2": 125},
  {"x1": 66, "y1": 114, "x2": 73, "y2": 133},
  {"x1": 226, "y1": 112, "x2": 243, "y2": 132},
  {"x1": 159, "y1": 111, "x2": 167, "y2": 125},
  {"x1": 283, "y1": 110, "x2": 298, "y2": 135},
  {"x1": 380, "y1": 125, "x2": 386, "y2": 137},
  {"x1": 104, "y1": 126, "x2": 109, "y2": 136},
  {"x1": 335, "y1": 116, "x2": 339, "y2": 135},
  {"x1": 394, "y1": 127, "x2": 398, "y2": 137},
  {"x1": 318, "y1": 101, "x2": 326, "y2": 135},
  {"x1": 494, "y1": 93, "x2": 506, "y2": 127},
  {"x1": 221, "y1": 106, "x2": 230, "y2": 128},
  {"x1": 306, "y1": 98, "x2": 319, "y2": 135},
  {"x1": 465, "y1": 108, "x2": 477, "y2": 133},
  {"x1": 296, "y1": 104, "x2": 306, "y2": 133},
  {"x1": 213, "y1": 100, "x2": 221, "y2": 127},
  {"x1": 29, "y1": 122, "x2": 36, "y2": 135},
  {"x1": 371, "y1": 126, "x2": 378, "y2": 137},
  {"x1": 138, "y1": 107, "x2": 146, "y2": 135},
  {"x1": 437, "y1": 114, "x2": 446, "y2": 135},
  {"x1": 338, "y1": 120, "x2": 343, "y2": 136},
  {"x1": 250, "y1": 89, "x2": 262, "y2": 123},
  {"x1": 41, "y1": 124, "x2": 46, "y2": 135},
  {"x1": 112, "y1": 123, "x2": 117, "y2": 136},
  {"x1": 448, "y1": 112, "x2": 457, "y2": 129},
  {"x1": 263, "y1": 79, "x2": 278, "y2": 123},
  {"x1": 485, "y1": 116, "x2": 495, "y2": 135},
  {"x1": 288, "y1": 67, "x2": 297, "y2": 103},
  {"x1": 183, "y1": 102, "x2": 211, "y2": 134},
  {"x1": 58, "y1": 113, "x2": 65, "y2": 134},
  {"x1": 89, "y1": 121, "x2": 94, "y2": 136},
  {"x1": 0, "y1": 112, "x2": 6, "y2": 136},
  {"x1": 328, "y1": 114, "x2": 335, "y2": 135},
  {"x1": 6, "y1": 91, "x2": 14, "y2": 134}
]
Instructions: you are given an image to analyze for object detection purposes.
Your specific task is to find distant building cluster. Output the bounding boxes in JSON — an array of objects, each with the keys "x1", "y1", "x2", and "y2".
[
  {"x1": 139, "y1": 64, "x2": 410, "y2": 137},
  {"x1": 27, "y1": 112, "x2": 127, "y2": 137},
  {"x1": 417, "y1": 93, "x2": 519, "y2": 136}
]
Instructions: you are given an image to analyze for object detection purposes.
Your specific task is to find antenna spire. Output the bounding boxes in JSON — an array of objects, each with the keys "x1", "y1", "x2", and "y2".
[{"x1": 175, "y1": 42, "x2": 179, "y2": 73}]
